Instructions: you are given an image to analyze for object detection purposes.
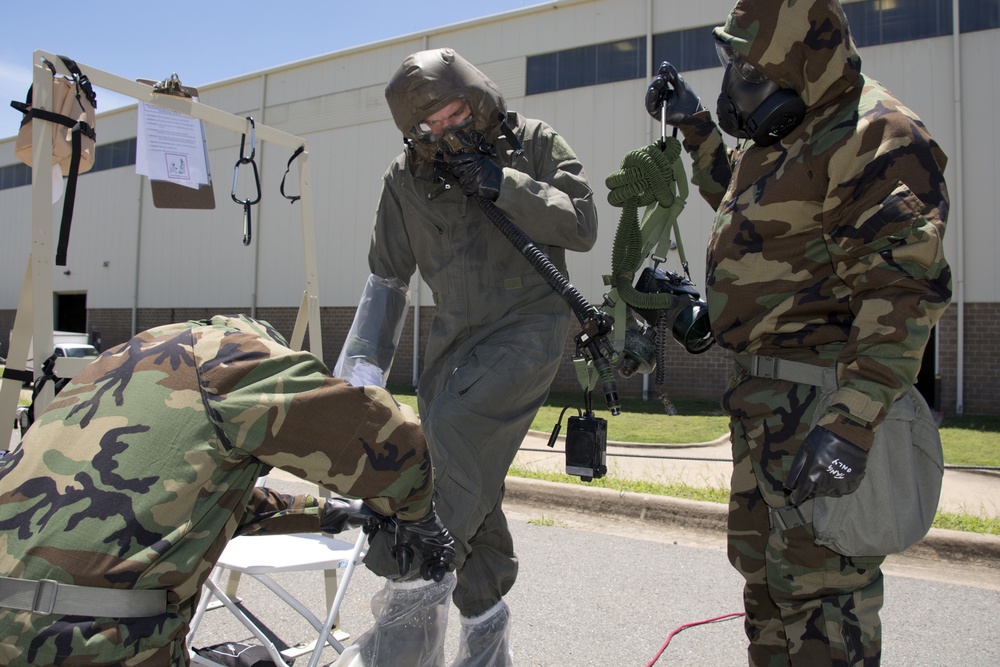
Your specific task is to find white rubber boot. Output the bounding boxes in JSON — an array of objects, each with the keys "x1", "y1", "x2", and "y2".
[
  {"x1": 332, "y1": 573, "x2": 456, "y2": 667},
  {"x1": 451, "y1": 599, "x2": 513, "y2": 667}
]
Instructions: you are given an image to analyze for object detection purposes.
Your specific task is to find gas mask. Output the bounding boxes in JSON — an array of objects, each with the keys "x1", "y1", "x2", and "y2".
[
  {"x1": 715, "y1": 42, "x2": 805, "y2": 146},
  {"x1": 410, "y1": 97, "x2": 477, "y2": 160}
]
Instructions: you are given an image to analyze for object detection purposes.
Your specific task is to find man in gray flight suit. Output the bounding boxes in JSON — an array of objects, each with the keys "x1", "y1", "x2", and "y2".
[{"x1": 334, "y1": 48, "x2": 598, "y2": 667}]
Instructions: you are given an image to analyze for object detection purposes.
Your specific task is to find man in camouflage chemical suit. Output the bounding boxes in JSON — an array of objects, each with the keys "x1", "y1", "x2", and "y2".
[
  {"x1": 0, "y1": 314, "x2": 455, "y2": 666},
  {"x1": 334, "y1": 48, "x2": 597, "y2": 667},
  {"x1": 645, "y1": 1, "x2": 951, "y2": 665}
]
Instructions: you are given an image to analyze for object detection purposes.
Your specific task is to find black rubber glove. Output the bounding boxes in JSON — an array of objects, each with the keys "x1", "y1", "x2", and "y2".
[
  {"x1": 441, "y1": 135, "x2": 503, "y2": 201},
  {"x1": 391, "y1": 506, "x2": 456, "y2": 582},
  {"x1": 644, "y1": 61, "x2": 704, "y2": 124},
  {"x1": 785, "y1": 425, "x2": 869, "y2": 506},
  {"x1": 320, "y1": 497, "x2": 386, "y2": 535}
]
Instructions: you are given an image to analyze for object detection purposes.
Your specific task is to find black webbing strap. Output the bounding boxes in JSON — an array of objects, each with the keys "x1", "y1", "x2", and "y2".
[
  {"x1": 54, "y1": 56, "x2": 94, "y2": 267},
  {"x1": 56, "y1": 127, "x2": 83, "y2": 266},
  {"x1": 1, "y1": 368, "x2": 33, "y2": 384},
  {"x1": 279, "y1": 145, "x2": 305, "y2": 203}
]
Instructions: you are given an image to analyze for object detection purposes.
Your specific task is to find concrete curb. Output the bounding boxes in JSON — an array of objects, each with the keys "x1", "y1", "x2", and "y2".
[
  {"x1": 504, "y1": 476, "x2": 1000, "y2": 566},
  {"x1": 505, "y1": 476, "x2": 728, "y2": 533}
]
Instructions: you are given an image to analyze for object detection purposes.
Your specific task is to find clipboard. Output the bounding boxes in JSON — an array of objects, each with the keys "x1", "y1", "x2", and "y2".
[{"x1": 137, "y1": 77, "x2": 216, "y2": 209}]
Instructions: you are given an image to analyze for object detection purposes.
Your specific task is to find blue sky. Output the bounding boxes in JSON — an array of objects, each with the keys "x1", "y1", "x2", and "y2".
[{"x1": 2, "y1": 1, "x2": 541, "y2": 132}]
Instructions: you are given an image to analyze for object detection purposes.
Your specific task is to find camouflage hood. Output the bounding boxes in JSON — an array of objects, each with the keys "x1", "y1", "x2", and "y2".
[
  {"x1": 713, "y1": 0, "x2": 862, "y2": 109},
  {"x1": 385, "y1": 48, "x2": 507, "y2": 166}
]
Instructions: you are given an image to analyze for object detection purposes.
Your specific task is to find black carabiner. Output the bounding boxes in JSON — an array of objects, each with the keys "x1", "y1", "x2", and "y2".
[
  {"x1": 238, "y1": 116, "x2": 256, "y2": 162},
  {"x1": 232, "y1": 117, "x2": 261, "y2": 246}
]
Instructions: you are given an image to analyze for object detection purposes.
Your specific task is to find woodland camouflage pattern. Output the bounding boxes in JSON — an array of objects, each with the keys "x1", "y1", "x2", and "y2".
[
  {"x1": 682, "y1": 0, "x2": 951, "y2": 450},
  {"x1": 0, "y1": 315, "x2": 433, "y2": 666},
  {"x1": 670, "y1": 0, "x2": 951, "y2": 664}
]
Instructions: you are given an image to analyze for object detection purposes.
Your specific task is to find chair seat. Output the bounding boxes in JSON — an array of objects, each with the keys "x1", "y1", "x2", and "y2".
[
  {"x1": 217, "y1": 533, "x2": 359, "y2": 574},
  {"x1": 188, "y1": 530, "x2": 368, "y2": 667}
]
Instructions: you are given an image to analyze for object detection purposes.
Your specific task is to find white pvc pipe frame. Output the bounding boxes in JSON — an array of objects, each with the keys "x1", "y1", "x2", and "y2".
[{"x1": 0, "y1": 50, "x2": 323, "y2": 424}]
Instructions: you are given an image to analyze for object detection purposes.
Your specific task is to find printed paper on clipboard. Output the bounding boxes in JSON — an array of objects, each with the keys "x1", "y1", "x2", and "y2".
[{"x1": 135, "y1": 78, "x2": 215, "y2": 209}]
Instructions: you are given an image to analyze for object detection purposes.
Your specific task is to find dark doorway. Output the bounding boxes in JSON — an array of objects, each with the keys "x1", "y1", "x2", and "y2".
[
  {"x1": 915, "y1": 326, "x2": 939, "y2": 412},
  {"x1": 56, "y1": 293, "x2": 87, "y2": 333}
]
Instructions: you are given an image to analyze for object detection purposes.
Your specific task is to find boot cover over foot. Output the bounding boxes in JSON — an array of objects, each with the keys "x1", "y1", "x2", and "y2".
[
  {"x1": 451, "y1": 599, "x2": 513, "y2": 667},
  {"x1": 332, "y1": 573, "x2": 456, "y2": 667}
]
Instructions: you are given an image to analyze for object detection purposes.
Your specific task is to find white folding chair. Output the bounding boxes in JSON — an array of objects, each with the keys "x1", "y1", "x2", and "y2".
[{"x1": 187, "y1": 530, "x2": 367, "y2": 667}]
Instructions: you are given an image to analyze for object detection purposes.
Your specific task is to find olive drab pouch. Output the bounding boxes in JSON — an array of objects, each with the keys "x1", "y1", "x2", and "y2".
[
  {"x1": 10, "y1": 55, "x2": 97, "y2": 266},
  {"x1": 810, "y1": 385, "x2": 944, "y2": 556}
]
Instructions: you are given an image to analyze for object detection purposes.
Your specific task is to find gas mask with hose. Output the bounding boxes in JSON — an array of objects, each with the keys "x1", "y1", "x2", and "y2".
[{"x1": 601, "y1": 128, "x2": 715, "y2": 416}]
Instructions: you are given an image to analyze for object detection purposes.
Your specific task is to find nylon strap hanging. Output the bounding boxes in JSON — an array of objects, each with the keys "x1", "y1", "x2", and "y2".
[{"x1": 279, "y1": 145, "x2": 305, "y2": 203}]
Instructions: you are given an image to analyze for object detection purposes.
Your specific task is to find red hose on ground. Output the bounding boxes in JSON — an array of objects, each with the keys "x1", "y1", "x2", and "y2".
[{"x1": 646, "y1": 612, "x2": 746, "y2": 666}]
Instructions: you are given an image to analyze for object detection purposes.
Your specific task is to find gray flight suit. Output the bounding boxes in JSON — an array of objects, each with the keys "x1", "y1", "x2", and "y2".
[{"x1": 362, "y1": 110, "x2": 598, "y2": 617}]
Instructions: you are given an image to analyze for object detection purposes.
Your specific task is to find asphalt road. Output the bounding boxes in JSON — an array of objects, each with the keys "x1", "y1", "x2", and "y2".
[{"x1": 191, "y1": 477, "x2": 1000, "y2": 667}]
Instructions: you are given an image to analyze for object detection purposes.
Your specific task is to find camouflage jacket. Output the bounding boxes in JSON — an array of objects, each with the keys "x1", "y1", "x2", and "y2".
[
  {"x1": 675, "y1": 0, "x2": 952, "y2": 449},
  {"x1": 0, "y1": 315, "x2": 432, "y2": 666}
]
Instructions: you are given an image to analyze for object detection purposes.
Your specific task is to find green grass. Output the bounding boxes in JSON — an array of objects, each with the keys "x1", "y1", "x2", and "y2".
[
  {"x1": 531, "y1": 393, "x2": 730, "y2": 445},
  {"x1": 526, "y1": 514, "x2": 569, "y2": 528},
  {"x1": 390, "y1": 387, "x2": 1000, "y2": 467},
  {"x1": 939, "y1": 414, "x2": 1000, "y2": 467},
  {"x1": 933, "y1": 511, "x2": 1000, "y2": 535}
]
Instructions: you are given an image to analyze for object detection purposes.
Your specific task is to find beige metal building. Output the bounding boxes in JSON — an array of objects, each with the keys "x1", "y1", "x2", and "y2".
[{"x1": 1, "y1": 0, "x2": 997, "y2": 414}]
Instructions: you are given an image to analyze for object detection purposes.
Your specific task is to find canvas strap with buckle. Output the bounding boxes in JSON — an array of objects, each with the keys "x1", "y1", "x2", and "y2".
[
  {"x1": 732, "y1": 354, "x2": 828, "y2": 387},
  {"x1": 0, "y1": 576, "x2": 167, "y2": 618}
]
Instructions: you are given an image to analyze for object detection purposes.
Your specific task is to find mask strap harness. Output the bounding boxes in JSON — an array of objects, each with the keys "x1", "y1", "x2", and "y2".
[
  {"x1": 279, "y1": 145, "x2": 305, "y2": 203},
  {"x1": 231, "y1": 116, "x2": 261, "y2": 245}
]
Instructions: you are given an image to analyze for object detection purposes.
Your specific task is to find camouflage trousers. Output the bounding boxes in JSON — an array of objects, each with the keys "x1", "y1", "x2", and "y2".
[{"x1": 728, "y1": 409, "x2": 885, "y2": 667}]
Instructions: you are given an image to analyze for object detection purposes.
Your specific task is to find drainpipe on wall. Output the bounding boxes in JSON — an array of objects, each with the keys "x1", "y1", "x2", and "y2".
[
  {"x1": 951, "y1": 0, "x2": 965, "y2": 414},
  {"x1": 642, "y1": 0, "x2": 654, "y2": 402},
  {"x1": 251, "y1": 72, "x2": 268, "y2": 318},
  {"x1": 132, "y1": 176, "x2": 145, "y2": 337}
]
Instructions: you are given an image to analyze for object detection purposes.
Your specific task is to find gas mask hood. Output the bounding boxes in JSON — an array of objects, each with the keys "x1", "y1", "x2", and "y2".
[
  {"x1": 385, "y1": 48, "x2": 507, "y2": 167},
  {"x1": 715, "y1": 47, "x2": 805, "y2": 147}
]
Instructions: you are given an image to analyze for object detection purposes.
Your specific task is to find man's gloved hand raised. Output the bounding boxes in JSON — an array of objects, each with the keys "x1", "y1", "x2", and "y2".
[
  {"x1": 784, "y1": 426, "x2": 869, "y2": 506},
  {"x1": 441, "y1": 133, "x2": 503, "y2": 201},
  {"x1": 320, "y1": 497, "x2": 387, "y2": 535},
  {"x1": 391, "y1": 505, "x2": 456, "y2": 582},
  {"x1": 645, "y1": 61, "x2": 704, "y2": 125}
]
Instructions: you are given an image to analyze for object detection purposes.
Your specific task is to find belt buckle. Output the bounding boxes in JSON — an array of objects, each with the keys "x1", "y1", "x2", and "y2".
[
  {"x1": 769, "y1": 504, "x2": 807, "y2": 531},
  {"x1": 32, "y1": 579, "x2": 59, "y2": 616},
  {"x1": 753, "y1": 355, "x2": 779, "y2": 380}
]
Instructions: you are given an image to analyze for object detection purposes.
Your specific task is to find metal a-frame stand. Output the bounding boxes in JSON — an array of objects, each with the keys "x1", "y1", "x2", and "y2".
[{"x1": 0, "y1": 50, "x2": 323, "y2": 430}]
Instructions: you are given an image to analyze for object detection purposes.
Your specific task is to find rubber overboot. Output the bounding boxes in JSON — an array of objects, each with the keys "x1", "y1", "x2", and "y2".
[
  {"x1": 332, "y1": 572, "x2": 455, "y2": 667},
  {"x1": 451, "y1": 600, "x2": 513, "y2": 667}
]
